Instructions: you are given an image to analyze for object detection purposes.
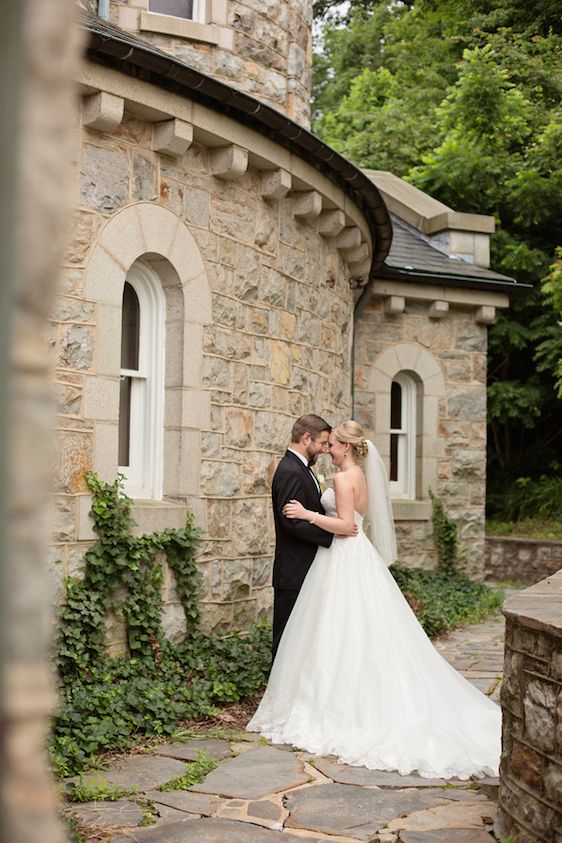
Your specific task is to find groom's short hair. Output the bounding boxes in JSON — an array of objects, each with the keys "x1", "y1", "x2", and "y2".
[{"x1": 291, "y1": 414, "x2": 331, "y2": 443}]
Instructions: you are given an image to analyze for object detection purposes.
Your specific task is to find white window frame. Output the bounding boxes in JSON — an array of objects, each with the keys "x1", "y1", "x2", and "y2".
[
  {"x1": 389, "y1": 372, "x2": 417, "y2": 500},
  {"x1": 118, "y1": 260, "x2": 165, "y2": 500},
  {"x1": 147, "y1": 0, "x2": 206, "y2": 23}
]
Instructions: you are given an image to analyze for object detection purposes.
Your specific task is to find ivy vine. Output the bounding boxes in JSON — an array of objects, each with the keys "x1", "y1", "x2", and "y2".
[
  {"x1": 429, "y1": 489, "x2": 460, "y2": 573},
  {"x1": 52, "y1": 474, "x2": 272, "y2": 777},
  {"x1": 55, "y1": 472, "x2": 202, "y2": 677}
]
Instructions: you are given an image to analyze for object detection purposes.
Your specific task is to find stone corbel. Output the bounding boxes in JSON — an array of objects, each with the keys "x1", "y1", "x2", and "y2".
[
  {"x1": 384, "y1": 295, "x2": 406, "y2": 315},
  {"x1": 82, "y1": 91, "x2": 124, "y2": 133},
  {"x1": 210, "y1": 144, "x2": 248, "y2": 180},
  {"x1": 293, "y1": 190, "x2": 323, "y2": 220},
  {"x1": 475, "y1": 305, "x2": 496, "y2": 324},
  {"x1": 261, "y1": 168, "x2": 291, "y2": 200},
  {"x1": 429, "y1": 300, "x2": 449, "y2": 320},
  {"x1": 345, "y1": 242, "x2": 370, "y2": 265},
  {"x1": 152, "y1": 118, "x2": 193, "y2": 157},
  {"x1": 318, "y1": 209, "x2": 346, "y2": 238},
  {"x1": 348, "y1": 258, "x2": 371, "y2": 286},
  {"x1": 336, "y1": 226, "x2": 362, "y2": 252}
]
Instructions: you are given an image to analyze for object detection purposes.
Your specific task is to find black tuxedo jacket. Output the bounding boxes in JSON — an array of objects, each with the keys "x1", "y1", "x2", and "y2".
[{"x1": 271, "y1": 450, "x2": 333, "y2": 592}]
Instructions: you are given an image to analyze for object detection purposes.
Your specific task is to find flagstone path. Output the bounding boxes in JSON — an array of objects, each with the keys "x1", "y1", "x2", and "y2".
[{"x1": 65, "y1": 604, "x2": 511, "y2": 842}]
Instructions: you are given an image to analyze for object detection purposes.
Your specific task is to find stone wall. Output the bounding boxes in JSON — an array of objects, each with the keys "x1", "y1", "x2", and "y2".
[
  {"x1": 354, "y1": 295, "x2": 489, "y2": 576},
  {"x1": 50, "y1": 104, "x2": 357, "y2": 636},
  {"x1": 485, "y1": 536, "x2": 562, "y2": 585},
  {"x1": 495, "y1": 571, "x2": 562, "y2": 842},
  {"x1": 105, "y1": 0, "x2": 313, "y2": 127}
]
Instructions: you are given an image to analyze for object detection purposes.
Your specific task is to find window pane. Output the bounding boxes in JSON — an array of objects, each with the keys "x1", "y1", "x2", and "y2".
[
  {"x1": 149, "y1": 0, "x2": 194, "y2": 18},
  {"x1": 390, "y1": 380, "x2": 402, "y2": 430},
  {"x1": 390, "y1": 433, "x2": 398, "y2": 482},
  {"x1": 118, "y1": 376, "x2": 132, "y2": 466},
  {"x1": 121, "y1": 282, "x2": 140, "y2": 371}
]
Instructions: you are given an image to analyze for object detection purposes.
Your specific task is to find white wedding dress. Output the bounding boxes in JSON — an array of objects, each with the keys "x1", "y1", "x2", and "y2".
[{"x1": 247, "y1": 487, "x2": 501, "y2": 779}]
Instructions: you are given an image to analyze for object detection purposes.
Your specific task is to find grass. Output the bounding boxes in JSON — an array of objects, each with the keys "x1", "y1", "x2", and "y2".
[
  {"x1": 486, "y1": 517, "x2": 562, "y2": 541},
  {"x1": 158, "y1": 750, "x2": 218, "y2": 791},
  {"x1": 66, "y1": 775, "x2": 138, "y2": 803}
]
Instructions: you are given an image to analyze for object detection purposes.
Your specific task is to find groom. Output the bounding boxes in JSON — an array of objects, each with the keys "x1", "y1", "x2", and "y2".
[{"x1": 270, "y1": 414, "x2": 334, "y2": 659}]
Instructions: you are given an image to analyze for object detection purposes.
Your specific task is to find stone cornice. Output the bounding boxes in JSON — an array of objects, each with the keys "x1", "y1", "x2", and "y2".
[{"x1": 78, "y1": 12, "x2": 393, "y2": 277}]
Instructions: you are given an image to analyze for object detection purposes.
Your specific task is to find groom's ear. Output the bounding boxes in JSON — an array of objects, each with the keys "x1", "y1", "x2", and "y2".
[{"x1": 301, "y1": 432, "x2": 311, "y2": 445}]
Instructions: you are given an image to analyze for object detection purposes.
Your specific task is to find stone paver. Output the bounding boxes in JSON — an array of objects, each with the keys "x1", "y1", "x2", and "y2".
[
  {"x1": 144, "y1": 790, "x2": 224, "y2": 816},
  {"x1": 284, "y1": 783, "x2": 452, "y2": 841},
  {"x1": 152, "y1": 738, "x2": 231, "y2": 762},
  {"x1": 70, "y1": 607, "x2": 511, "y2": 842},
  {"x1": 190, "y1": 744, "x2": 309, "y2": 799},
  {"x1": 399, "y1": 831, "x2": 495, "y2": 842},
  {"x1": 71, "y1": 754, "x2": 186, "y2": 793},
  {"x1": 310, "y1": 756, "x2": 446, "y2": 787},
  {"x1": 66, "y1": 799, "x2": 144, "y2": 829},
  {"x1": 111, "y1": 817, "x2": 321, "y2": 842}
]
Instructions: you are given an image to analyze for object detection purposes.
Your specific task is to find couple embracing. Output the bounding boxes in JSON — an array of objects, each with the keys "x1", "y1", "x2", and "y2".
[{"x1": 248, "y1": 414, "x2": 501, "y2": 780}]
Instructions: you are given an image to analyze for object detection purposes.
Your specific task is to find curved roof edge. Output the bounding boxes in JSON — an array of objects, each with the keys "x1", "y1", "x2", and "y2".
[{"x1": 80, "y1": 12, "x2": 393, "y2": 272}]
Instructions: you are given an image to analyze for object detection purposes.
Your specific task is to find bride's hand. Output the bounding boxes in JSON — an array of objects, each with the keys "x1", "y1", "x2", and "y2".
[{"x1": 283, "y1": 499, "x2": 309, "y2": 520}]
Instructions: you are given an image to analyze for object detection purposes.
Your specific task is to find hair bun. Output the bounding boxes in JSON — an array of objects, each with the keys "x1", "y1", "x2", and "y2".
[{"x1": 356, "y1": 438, "x2": 369, "y2": 460}]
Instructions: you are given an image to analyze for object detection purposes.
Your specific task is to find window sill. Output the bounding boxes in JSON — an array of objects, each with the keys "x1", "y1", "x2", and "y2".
[
  {"x1": 140, "y1": 11, "x2": 225, "y2": 46},
  {"x1": 392, "y1": 499, "x2": 432, "y2": 521}
]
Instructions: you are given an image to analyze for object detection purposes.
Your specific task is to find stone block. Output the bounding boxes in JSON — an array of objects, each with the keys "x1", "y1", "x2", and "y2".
[
  {"x1": 59, "y1": 325, "x2": 94, "y2": 370},
  {"x1": 261, "y1": 168, "x2": 291, "y2": 200},
  {"x1": 293, "y1": 190, "x2": 322, "y2": 220},
  {"x1": 429, "y1": 300, "x2": 449, "y2": 320},
  {"x1": 82, "y1": 90, "x2": 124, "y2": 133},
  {"x1": 260, "y1": 266, "x2": 286, "y2": 306},
  {"x1": 524, "y1": 679, "x2": 557, "y2": 753},
  {"x1": 83, "y1": 375, "x2": 119, "y2": 422},
  {"x1": 336, "y1": 226, "x2": 361, "y2": 251},
  {"x1": 201, "y1": 460, "x2": 241, "y2": 496},
  {"x1": 475, "y1": 305, "x2": 496, "y2": 325},
  {"x1": 223, "y1": 559, "x2": 252, "y2": 600},
  {"x1": 235, "y1": 247, "x2": 261, "y2": 301},
  {"x1": 210, "y1": 144, "x2": 248, "y2": 180},
  {"x1": 96, "y1": 303, "x2": 121, "y2": 376},
  {"x1": 318, "y1": 209, "x2": 346, "y2": 238},
  {"x1": 80, "y1": 145, "x2": 129, "y2": 214},
  {"x1": 232, "y1": 499, "x2": 271, "y2": 555},
  {"x1": 131, "y1": 152, "x2": 157, "y2": 201},
  {"x1": 225, "y1": 408, "x2": 253, "y2": 447},
  {"x1": 384, "y1": 295, "x2": 406, "y2": 315}
]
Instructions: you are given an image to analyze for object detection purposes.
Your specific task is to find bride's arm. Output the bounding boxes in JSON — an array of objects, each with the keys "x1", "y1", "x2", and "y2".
[{"x1": 283, "y1": 474, "x2": 356, "y2": 536}]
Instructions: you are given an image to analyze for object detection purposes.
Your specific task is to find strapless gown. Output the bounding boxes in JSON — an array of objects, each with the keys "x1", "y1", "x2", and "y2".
[{"x1": 247, "y1": 488, "x2": 501, "y2": 779}]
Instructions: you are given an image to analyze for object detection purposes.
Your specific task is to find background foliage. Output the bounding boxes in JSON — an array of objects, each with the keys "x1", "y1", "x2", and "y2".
[{"x1": 313, "y1": 0, "x2": 562, "y2": 517}]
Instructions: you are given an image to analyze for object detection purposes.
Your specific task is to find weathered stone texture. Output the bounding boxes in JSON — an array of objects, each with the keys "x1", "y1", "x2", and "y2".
[
  {"x1": 496, "y1": 572, "x2": 562, "y2": 843},
  {"x1": 108, "y1": 0, "x2": 313, "y2": 126},
  {"x1": 354, "y1": 306, "x2": 489, "y2": 575},
  {"x1": 485, "y1": 536, "x2": 562, "y2": 585}
]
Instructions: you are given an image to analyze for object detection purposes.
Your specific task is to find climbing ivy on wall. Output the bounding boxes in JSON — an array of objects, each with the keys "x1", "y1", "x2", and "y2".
[
  {"x1": 55, "y1": 472, "x2": 202, "y2": 676},
  {"x1": 52, "y1": 474, "x2": 272, "y2": 776}
]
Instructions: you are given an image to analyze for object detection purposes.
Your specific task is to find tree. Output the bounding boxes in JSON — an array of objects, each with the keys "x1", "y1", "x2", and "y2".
[{"x1": 313, "y1": 1, "x2": 562, "y2": 510}]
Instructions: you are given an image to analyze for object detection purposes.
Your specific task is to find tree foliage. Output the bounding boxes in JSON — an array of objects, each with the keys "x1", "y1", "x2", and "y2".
[{"x1": 313, "y1": 1, "x2": 562, "y2": 508}]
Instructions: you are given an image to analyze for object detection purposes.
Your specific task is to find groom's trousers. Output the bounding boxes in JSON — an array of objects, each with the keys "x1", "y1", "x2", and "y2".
[{"x1": 272, "y1": 588, "x2": 299, "y2": 662}]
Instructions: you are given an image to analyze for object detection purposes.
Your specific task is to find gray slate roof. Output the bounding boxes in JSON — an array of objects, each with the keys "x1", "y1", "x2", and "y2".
[{"x1": 383, "y1": 215, "x2": 520, "y2": 290}]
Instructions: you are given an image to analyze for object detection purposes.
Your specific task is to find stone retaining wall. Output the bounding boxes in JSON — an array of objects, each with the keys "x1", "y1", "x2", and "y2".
[
  {"x1": 485, "y1": 536, "x2": 562, "y2": 585},
  {"x1": 495, "y1": 571, "x2": 562, "y2": 842}
]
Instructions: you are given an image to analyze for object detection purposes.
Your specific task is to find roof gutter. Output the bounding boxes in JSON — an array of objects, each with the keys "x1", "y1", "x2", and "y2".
[{"x1": 80, "y1": 15, "x2": 393, "y2": 272}]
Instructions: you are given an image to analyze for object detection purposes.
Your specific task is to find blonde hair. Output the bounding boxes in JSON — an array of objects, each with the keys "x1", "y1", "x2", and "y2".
[{"x1": 333, "y1": 420, "x2": 369, "y2": 460}]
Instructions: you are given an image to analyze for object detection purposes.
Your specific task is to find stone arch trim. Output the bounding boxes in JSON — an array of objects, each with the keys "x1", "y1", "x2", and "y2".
[
  {"x1": 367, "y1": 343, "x2": 445, "y2": 499},
  {"x1": 83, "y1": 202, "x2": 212, "y2": 499},
  {"x1": 85, "y1": 202, "x2": 211, "y2": 321}
]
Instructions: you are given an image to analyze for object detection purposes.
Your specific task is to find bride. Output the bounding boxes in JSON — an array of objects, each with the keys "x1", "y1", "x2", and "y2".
[{"x1": 247, "y1": 420, "x2": 501, "y2": 779}]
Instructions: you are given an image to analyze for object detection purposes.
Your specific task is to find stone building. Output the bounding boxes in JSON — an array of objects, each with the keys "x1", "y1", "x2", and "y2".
[{"x1": 50, "y1": 1, "x2": 520, "y2": 635}]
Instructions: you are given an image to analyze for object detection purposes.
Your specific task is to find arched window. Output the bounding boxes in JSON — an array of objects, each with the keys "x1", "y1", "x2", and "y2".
[
  {"x1": 389, "y1": 372, "x2": 417, "y2": 499},
  {"x1": 118, "y1": 260, "x2": 165, "y2": 499}
]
